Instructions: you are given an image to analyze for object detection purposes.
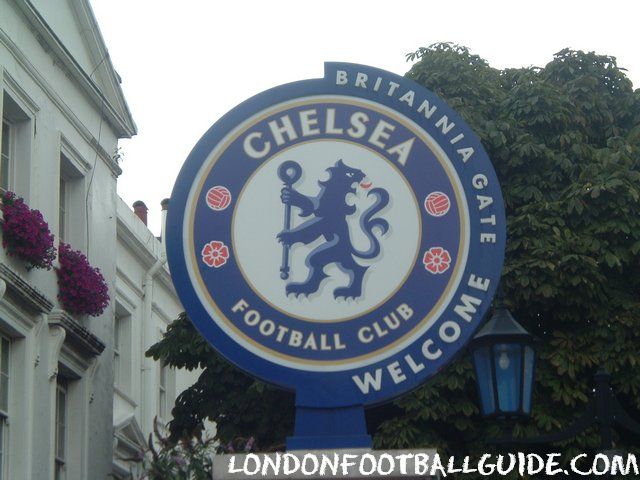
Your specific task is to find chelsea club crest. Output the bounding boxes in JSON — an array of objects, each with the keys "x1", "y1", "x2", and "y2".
[{"x1": 167, "y1": 63, "x2": 506, "y2": 417}]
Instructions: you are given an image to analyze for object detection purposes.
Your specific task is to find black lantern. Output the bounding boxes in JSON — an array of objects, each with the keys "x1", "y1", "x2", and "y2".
[{"x1": 471, "y1": 301, "x2": 535, "y2": 418}]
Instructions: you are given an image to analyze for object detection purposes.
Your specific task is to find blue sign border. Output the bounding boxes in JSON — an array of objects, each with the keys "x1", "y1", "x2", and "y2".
[{"x1": 167, "y1": 63, "x2": 506, "y2": 408}]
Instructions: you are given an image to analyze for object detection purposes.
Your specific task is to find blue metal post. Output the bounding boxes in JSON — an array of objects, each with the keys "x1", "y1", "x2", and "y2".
[{"x1": 286, "y1": 404, "x2": 372, "y2": 450}]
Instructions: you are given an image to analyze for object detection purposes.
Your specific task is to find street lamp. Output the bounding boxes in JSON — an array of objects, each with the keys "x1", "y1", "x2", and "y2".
[
  {"x1": 470, "y1": 299, "x2": 535, "y2": 418},
  {"x1": 472, "y1": 298, "x2": 640, "y2": 449}
]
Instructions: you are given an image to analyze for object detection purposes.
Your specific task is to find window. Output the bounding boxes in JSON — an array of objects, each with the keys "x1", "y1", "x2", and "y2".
[
  {"x1": 1, "y1": 91, "x2": 31, "y2": 195},
  {"x1": 55, "y1": 377, "x2": 68, "y2": 480},
  {"x1": 58, "y1": 149, "x2": 87, "y2": 248},
  {"x1": 114, "y1": 306, "x2": 131, "y2": 392},
  {"x1": 158, "y1": 361, "x2": 167, "y2": 420},
  {"x1": 113, "y1": 318, "x2": 120, "y2": 387},
  {"x1": 58, "y1": 176, "x2": 68, "y2": 242},
  {"x1": 0, "y1": 336, "x2": 9, "y2": 480},
  {"x1": 58, "y1": 152, "x2": 85, "y2": 249},
  {"x1": 0, "y1": 121, "x2": 10, "y2": 192}
]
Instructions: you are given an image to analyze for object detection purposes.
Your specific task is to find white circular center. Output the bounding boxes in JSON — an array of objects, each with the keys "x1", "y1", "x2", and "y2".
[{"x1": 232, "y1": 140, "x2": 420, "y2": 322}]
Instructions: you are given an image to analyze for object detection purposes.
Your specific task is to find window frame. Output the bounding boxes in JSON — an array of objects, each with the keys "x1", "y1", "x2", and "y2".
[
  {"x1": 0, "y1": 120, "x2": 12, "y2": 193},
  {"x1": 113, "y1": 319, "x2": 120, "y2": 388},
  {"x1": 57, "y1": 140, "x2": 89, "y2": 249},
  {"x1": 0, "y1": 82, "x2": 36, "y2": 199},
  {"x1": 54, "y1": 377, "x2": 68, "y2": 480},
  {"x1": 113, "y1": 305, "x2": 132, "y2": 393},
  {"x1": 158, "y1": 361, "x2": 168, "y2": 420},
  {"x1": 0, "y1": 335, "x2": 9, "y2": 480},
  {"x1": 58, "y1": 175, "x2": 69, "y2": 243},
  {"x1": 0, "y1": 335, "x2": 9, "y2": 418},
  {"x1": 55, "y1": 345, "x2": 91, "y2": 479}
]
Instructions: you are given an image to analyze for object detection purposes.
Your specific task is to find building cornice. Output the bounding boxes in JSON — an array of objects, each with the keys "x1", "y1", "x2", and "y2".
[
  {"x1": 117, "y1": 215, "x2": 158, "y2": 269},
  {"x1": 117, "y1": 199, "x2": 180, "y2": 304},
  {"x1": 117, "y1": 224, "x2": 177, "y2": 299},
  {"x1": 0, "y1": 262, "x2": 54, "y2": 313},
  {"x1": 11, "y1": 0, "x2": 136, "y2": 138},
  {"x1": 49, "y1": 309, "x2": 106, "y2": 358},
  {"x1": 0, "y1": 27, "x2": 123, "y2": 177},
  {"x1": 75, "y1": 0, "x2": 137, "y2": 136},
  {"x1": 115, "y1": 266, "x2": 144, "y2": 299},
  {"x1": 155, "y1": 266, "x2": 175, "y2": 295},
  {"x1": 114, "y1": 414, "x2": 147, "y2": 461}
]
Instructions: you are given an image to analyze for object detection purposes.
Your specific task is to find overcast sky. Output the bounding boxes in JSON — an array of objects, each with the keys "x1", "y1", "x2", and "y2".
[{"x1": 90, "y1": 0, "x2": 639, "y2": 235}]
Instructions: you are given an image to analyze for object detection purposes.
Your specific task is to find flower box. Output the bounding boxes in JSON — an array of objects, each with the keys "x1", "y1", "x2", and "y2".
[
  {"x1": 56, "y1": 242, "x2": 109, "y2": 317},
  {"x1": 0, "y1": 191, "x2": 56, "y2": 270}
]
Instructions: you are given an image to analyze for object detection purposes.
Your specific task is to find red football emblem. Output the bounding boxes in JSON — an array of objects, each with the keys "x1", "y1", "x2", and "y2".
[
  {"x1": 206, "y1": 186, "x2": 232, "y2": 211},
  {"x1": 424, "y1": 192, "x2": 450, "y2": 217}
]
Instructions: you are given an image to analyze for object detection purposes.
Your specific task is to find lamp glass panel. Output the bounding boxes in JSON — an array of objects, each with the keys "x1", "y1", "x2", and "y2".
[
  {"x1": 522, "y1": 345, "x2": 535, "y2": 414},
  {"x1": 472, "y1": 346, "x2": 496, "y2": 415},
  {"x1": 493, "y1": 343, "x2": 522, "y2": 413}
]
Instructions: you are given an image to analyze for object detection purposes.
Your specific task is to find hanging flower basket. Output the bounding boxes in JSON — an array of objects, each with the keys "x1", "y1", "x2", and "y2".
[
  {"x1": 56, "y1": 242, "x2": 109, "y2": 317},
  {"x1": 0, "y1": 191, "x2": 56, "y2": 270}
]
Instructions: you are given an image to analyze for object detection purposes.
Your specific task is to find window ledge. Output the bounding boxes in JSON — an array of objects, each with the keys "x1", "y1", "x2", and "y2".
[
  {"x1": 48, "y1": 309, "x2": 105, "y2": 357},
  {"x1": 114, "y1": 385, "x2": 137, "y2": 408},
  {"x1": 0, "y1": 262, "x2": 54, "y2": 314}
]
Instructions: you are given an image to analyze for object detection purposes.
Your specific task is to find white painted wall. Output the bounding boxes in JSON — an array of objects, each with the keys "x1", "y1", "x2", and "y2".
[
  {"x1": 114, "y1": 198, "x2": 207, "y2": 477},
  {"x1": 0, "y1": 0, "x2": 123, "y2": 477},
  {"x1": 0, "y1": 1, "x2": 206, "y2": 479}
]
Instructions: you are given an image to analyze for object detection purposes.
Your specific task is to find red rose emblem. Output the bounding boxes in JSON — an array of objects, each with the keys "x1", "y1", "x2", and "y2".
[
  {"x1": 201, "y1": 240, "x2": 230, "y2": 268},
  {"x1": 423, "y1": 247, "x2": 451, "y2": 274}
]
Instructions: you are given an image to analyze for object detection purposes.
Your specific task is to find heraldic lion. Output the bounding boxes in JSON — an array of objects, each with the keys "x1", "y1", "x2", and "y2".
[{"x1": 277, "y1": 160, "x2": 389, "y2": 300}]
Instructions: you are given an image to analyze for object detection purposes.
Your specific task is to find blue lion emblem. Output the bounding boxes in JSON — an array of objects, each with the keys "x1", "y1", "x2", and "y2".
[{"x1": 276, "y1": 160, "x2": 389, "y2": 299}]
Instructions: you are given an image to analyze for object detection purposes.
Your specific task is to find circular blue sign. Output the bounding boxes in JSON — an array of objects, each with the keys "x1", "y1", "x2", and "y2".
[{"x1": 167, "y1": 63, "x2": 506, "y2": 408}]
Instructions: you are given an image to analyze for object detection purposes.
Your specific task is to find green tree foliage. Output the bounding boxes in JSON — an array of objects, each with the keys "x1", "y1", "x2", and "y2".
[
  {"x1": 146, "y1": 312, "x2": 294, "y2": 450},
  {"x1": 374, "y1": 44, "x2": 640, "y2": 459},
  {"x1": 148, "y1": 45, "x2": 640, "y2": 467}
]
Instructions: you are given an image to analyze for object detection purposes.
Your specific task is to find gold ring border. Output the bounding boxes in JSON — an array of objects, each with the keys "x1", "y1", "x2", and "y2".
[{"x1": 187, "y1": 96, "x2": 469, "y2": 367}]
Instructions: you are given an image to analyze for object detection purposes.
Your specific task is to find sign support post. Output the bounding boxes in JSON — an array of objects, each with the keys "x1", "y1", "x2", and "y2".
[{"x1": 287, "y1": 403, "x2": 371, "y2": 450}]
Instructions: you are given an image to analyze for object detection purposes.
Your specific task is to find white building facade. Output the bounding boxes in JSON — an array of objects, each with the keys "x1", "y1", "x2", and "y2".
[
  {"x1": 113, "y1": 198, "x2": 203, "y2": 478},
  {"x1": 0, "y1": 1, "x2": 199, "y2": 478}
]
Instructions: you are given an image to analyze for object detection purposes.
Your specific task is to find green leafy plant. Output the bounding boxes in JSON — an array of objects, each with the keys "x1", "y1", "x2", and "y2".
[
  {"x1": 146, "y1": 312, "x2": 293, "y2": 451},
  {"x1": 373, "y1": 44, "x2": 640, "y2": 466},
  {"x1": 130, "y1": 419, "x2": 216, "y2": 480}
]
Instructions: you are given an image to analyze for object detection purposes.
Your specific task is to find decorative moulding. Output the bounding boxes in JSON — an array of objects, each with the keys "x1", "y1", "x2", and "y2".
[
  {"x1": 114, "y1": 414, "x2": 147, "y2": 453},
  {"x1": 10, "y1": 0, "x2": 136, "y2": 138},
  {"x1": 48, "y1": 309, "x2": 105, "y2": 358},
  {"x1": 48, "y1": 324, "x2": 66, "y2": 380},
  {"x1": 0, "y1": 262, "x2": 54, "y2": 313},
  {"x1": 0, "y1": 28, "x2": 123, "y2": 176}
]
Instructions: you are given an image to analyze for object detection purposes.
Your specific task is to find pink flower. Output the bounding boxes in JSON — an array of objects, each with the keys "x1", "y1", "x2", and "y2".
[
  {"x1": 244, "y1": 436, "x2": 255, "y2": 452},
  {"x1": 423, "y1": 247, "x2": 452, "y2": 274},
  {"x1": 201, "y1": 241, "x2": 229, "y2": 268},
  {"x1": 56, "y1": 242, "x2": 109, "y2": 316},
  {"x1": 1, "y1": 191, "x2": 56, "y2": 270}
]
